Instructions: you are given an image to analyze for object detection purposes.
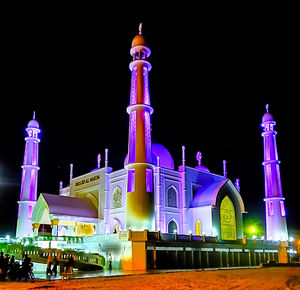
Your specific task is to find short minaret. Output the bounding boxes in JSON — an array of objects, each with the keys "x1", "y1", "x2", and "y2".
[
  {"x1": 125, "y1": 24, "x2": 154, "y2": 230},
  {"x1": 16, "y1": 112, "x2": 41, "y2": 238},
  {"x1": 261, "y1": 104, "x2": 288, "y2": 241},
  {"x1": 223, "y1": 160, "x2": 227, "y2": 178}
]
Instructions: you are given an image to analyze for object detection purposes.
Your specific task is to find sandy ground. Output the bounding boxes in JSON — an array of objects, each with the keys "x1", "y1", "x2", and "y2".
[{"x1": 0, "y1": 267, "x2": 300, "y2": 290}]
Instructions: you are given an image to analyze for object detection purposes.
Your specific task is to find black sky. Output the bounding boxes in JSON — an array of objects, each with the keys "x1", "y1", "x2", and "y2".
[{"x1": 0, "y1": 1, "x2": 299, "y2": 236}]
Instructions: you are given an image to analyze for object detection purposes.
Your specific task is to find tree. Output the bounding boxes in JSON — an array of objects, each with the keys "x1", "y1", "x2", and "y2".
[{"x1": 243, "y1": 216, "x2": 264, "y2": 238}]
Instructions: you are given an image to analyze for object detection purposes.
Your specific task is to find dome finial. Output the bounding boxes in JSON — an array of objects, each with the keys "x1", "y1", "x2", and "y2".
[
  {"x1": 139, "y1": 23, "x2": 142, "y2": 35},
  {"x1": 196, "y1": 152, "x2": 202, "y2": 166},
  {"x1": 266, "y1": 104, "x2": 269, "y2": 113},
  {"x1": 33, "y1": 111, "x2": 36, "y2": 120}
]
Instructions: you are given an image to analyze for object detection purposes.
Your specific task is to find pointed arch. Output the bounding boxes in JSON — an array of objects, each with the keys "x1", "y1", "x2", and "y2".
[
  {"x1": 166, "y1": 185, "x2": 178, "y2": 208},
  {"x1": 112, "y1": 186, "x2": 122, "y2": 209},
  {"x1": 167, "y1": 219, "x2": 178, "y2": 234},
  {"x1": 195, "y1": 220, "x2": 201, "y2": 236},
  {"x1": 220, "y1": 196, "x2": 237, "y2": 240},
  {"x1": 113, "y1": 218, "x2": 122, "y2": 233}
]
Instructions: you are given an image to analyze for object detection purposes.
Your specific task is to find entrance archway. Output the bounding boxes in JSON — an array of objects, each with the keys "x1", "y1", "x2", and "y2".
[
  {"x1": 220, "y1": 196, "x2": 236, "y2": 240},
  {"x1": 168, "y1": 220, "x2": 177, "y2": 234}
]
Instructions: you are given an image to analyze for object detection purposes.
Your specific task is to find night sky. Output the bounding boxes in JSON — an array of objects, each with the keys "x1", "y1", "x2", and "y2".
[{"x1": 1, "y1": 1, "x2": 299, "y2": 237}]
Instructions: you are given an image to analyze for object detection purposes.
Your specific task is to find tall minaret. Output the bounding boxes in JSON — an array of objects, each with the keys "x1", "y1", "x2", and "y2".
[
  {"x1": 16, "y1": 112, "x2": 41, "y2": 238},
  {"x1": 261, "y1": 104, "x2": 288, "y2": 241},
  {"x1": 125, "y1": 24, "x2": 154, "y2": 230}
]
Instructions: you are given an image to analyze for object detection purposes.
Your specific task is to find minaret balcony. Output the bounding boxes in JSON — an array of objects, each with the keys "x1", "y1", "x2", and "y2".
[
  {"x1": 21, "y1": 164, "x2": 40, "y2": 170},
  {"x1": 126, "y1": 104, "x2": 154, "y2": 115},
  {"x1": 129, "y1": 59, "x2": 151, "y2": 71},
  {"x1": 261, "y1": 130, "x2": 277, "y2": 137},
  {"x1": 130, "y1": 45, "x2": 151, "y2": 58},
  {"x1": 25, "y1": 137, "x2": 41, "y2": 143},
  {"x1": 262, "y1": 160, "x2": 280, "y2": 165}
]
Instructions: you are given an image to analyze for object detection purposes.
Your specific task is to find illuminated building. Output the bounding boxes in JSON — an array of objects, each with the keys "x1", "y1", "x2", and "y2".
[
  {"x1": 16, "y1": 112, "x2": 41, "y2": 238},
  {"x1": 27, "y1": 25, "x2": 245, "y2": 242},
  {"x1": 261, "y1": 104, "x2": 288, "y2": 241},
  {"x1": 14, "y1": 25, "x2": 290, "y2": 270}
]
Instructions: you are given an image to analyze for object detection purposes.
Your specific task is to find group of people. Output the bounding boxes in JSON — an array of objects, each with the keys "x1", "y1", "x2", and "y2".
[
  {"x1": 0, "y1": 252, "x2": 34, "y2": 281},
  {"x1": 46, "y1": 256, "x2": 75, "y2": 277}
]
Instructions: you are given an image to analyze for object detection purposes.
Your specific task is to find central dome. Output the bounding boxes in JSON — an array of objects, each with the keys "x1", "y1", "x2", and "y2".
[{"x1": 124, "y1": 143, "x2": 174, "y2": 170}]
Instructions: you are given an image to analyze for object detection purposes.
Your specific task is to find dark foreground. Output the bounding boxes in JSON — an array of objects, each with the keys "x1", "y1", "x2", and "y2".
[{"x1": 0, "y1": 267, "x2": 300, "y2": 289}]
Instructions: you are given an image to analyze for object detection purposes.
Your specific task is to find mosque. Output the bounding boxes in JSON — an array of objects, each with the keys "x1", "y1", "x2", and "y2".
[{"x1": 15, "y1": 25, "x2": 289, "y2": 269}]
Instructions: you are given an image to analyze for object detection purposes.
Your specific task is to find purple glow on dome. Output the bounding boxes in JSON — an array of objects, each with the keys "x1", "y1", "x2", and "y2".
[
  {"x1": 27, "y1": 118, "x2": 40, "y2": 129},
  {"x1": 195, "y1": 164, "x2": 210, "y2": 172},
  {"x1": 151, "y1": 143, "x2": 174, "y2": 170}
]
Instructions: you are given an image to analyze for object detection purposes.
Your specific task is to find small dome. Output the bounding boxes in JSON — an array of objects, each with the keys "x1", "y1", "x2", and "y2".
[
  {"x1": 151, "y1": 143, "x2": 174, "y2": 170},
  {"x1": 195, "y1": 164, "x2": 210, "y2": 172},
  {"x1": 131, "y1": 34, "x2": 146, "y2": 48},
  {"x1": 195, "y1": 152, "x2": 210, "y2": 172},
  {"x1": 28, "y1": 118, "x2": 39, "y2": 128},
  {"x1": 262, "y1": 112, "x2": 274, "y2": 123}
]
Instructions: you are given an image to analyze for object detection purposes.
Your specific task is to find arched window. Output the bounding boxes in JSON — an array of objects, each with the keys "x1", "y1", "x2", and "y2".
[
  {"x1": 113, "y1": 187, "x2": 122, "y2": 209},
  {"x1": 220, "y1": 196, "x2": 237, "y2": 240},
  {"x1": 195, "y1": 220, "x2": 201, "y2": 236},
  {"x1": 168, "y1": 220, "x2": 177, "y2": 234},
  {"x1": 167, "y1": 186, "x2": 177, "y2": 208}
]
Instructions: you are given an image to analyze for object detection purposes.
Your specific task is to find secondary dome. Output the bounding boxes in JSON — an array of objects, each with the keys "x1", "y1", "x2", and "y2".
[
  {"x1": 151, "y1": 143, "x2": 174, "y2": 170},
  {"x1": 124, "y1": 143, "x2": 174, "y2": 170}
]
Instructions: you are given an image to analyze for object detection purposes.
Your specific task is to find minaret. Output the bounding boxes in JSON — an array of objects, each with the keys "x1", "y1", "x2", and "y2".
[
  {"x1": 16, "y1": 112, "x2": 41, "y2": 238},
  {"x1": 125, "y1": 24, "x2": 154, "y2": 230},
  {"x1": 261, "y1": 104, "x2": 288, "y2": 241}
]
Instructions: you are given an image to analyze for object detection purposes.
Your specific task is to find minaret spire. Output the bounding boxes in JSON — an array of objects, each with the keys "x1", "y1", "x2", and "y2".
[
  {"x1": 97, "y1": 153, "x2": 101, "y2": 169},
  {"x1": 125, "y1": 25, "x2": 154, "y2": 231},
  {"x1": 261, "y1": 104, "x2": 288, "y2": 241},
  {"x1": 16, "y1": 114, "x2": 41, "y2": 237}
]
